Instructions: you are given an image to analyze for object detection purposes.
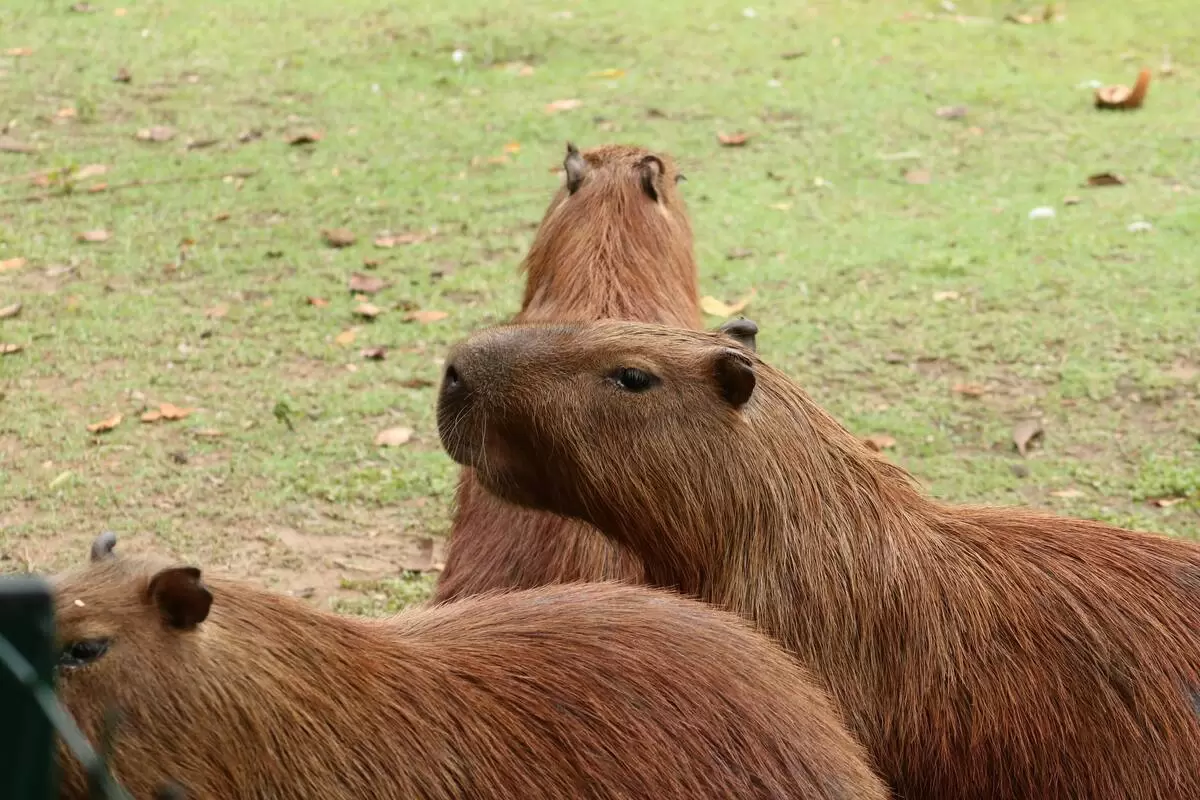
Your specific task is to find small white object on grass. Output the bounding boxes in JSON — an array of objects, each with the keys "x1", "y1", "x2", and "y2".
[
  {"x1": 1127, "y1": 220, "x2": 1153, "y2": 233},
  {"x1": 452, "y1": 49, "x2": 465, "y2": 64},
  {"x1": 1028, "y1": 207, "x2": 1056, "y2": 220},
  {"x1": 742, "y1": 8, "x2": 757, "y2": 18}
]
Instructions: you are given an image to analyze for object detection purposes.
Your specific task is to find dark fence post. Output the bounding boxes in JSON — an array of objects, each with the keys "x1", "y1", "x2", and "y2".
[{"x1": 0, "y1": 575, "x2": 59, "y2": 799}]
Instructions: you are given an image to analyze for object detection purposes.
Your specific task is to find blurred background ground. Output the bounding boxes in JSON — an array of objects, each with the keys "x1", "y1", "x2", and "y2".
[{"x1": 1, "y1": 0, "x2": 1196, "y2": 613}]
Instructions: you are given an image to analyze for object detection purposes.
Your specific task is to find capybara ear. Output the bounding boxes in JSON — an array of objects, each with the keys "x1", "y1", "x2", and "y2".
[
  {"x1": 564, "y1": 142, "x2": 588, "y2": 194},
  {"x1": 711, "y1": 348, "x2": 756, "y2": 410},
  {"x1": 90, "y1": 530, "x2": 118, "y2": 562},
  {"x1": 146, "y1": 567, "x2": 213, "y2": 630},
  {"x1": 638, "y1": 155, "x2": 665, "y2": 202},
  {"x1": 717, "y1": 317, "x2": 759, "y2": 353}
]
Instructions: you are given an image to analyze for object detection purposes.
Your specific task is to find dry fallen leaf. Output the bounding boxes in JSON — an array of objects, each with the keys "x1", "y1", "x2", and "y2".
[
  {"x1": 334, "y1": 328, "x2": 358, "y2": 346},
  {"x1": 1148, "y1": 496, "x2": 1186, "y2": 508},
  {"x1": 360, "y1": 345, "x2": 387, "y2": 360},
  {"x1": 213, "y1": 211, "x2": 231, "y2": 222},
  {"x1": 932, "y1": 290, "x2": 960, "y2": 302},
  {"x1": 204, "y1": 304, "x2": 228, "y2": 319},
  {"x1": 588, "y1": 68, "x2": 626, "y2": 79},
  {"x1": 141, "y1": 402, "x2": 195, "y2": 423},
  {"x1": 0, "y1": 343, "x2": 23, "y2": 355},
  {"x1": 1095, "y1": 68, "x2": 1152, "y2": 110},
  {"x1": 307, "y1": 296, "x2": 330, "y2": 308},
  {"x1": 700, "y1": 289, "x2": 757, "y2": 318},
  {"x1": 544, "y1": 98, "x2": 583, "y2": 114},
  {"x1": 863, "y1": 434, "x2": 897, "y2": 451},
  {"x1": 323, "y1": 228, "x2": 356, "y2": 248},
  {"x1": 0, "y1": 303, "x2": 22, "y2": 319},
  {"x1": 374, "y1": 426, "x2": 413, "y2": 447},
  {"x1": 1012, "y1": 418, "x2": 1044, "y2": 457},
  {"x1": 287, "y1": 131, "x2": 323, "y2": 145},
  {"x1": 77, "y1": 229, "x2": 111, "y2": 244},
  {"x1": 935, "y1": 105, "x2": 968, "y2": 119},
  {"x1": 57, "y1": 107, "x2": 77, "y2": 119},
  {"x1": 905, "y1": 168, "x2": 932, "y2": 185},
  {"x1": 135, "y1": 126, "x2": 176, "y2": 143},
  {"x1": 1049, "y1": 488, "x2": 1084, "y2": 499},
  {"x1": 0, "y1": 137, "x2": 37, "y2": 155},
  {"x1": 87, "y1": 414, "x2": 122, "y2": 433},
  {"x1": 348, "y1": 273, "x2": 387, "y2": 294},
  {"x1": 952, "y1": 383, "x2": 986, "y2": 397},
  {"x1": 717, "y1": 132, "x2": 751, "y2": 147},
  {"x1": 355, "y1": 302, "x2": 383, "y2": 319},
  {"x1": 0, "y1": 257, "x2": 27, "y2": 273},
  {"x1": 1086, "y1": 172, "x2": 1125, "y2": 187},
  {"x1": 4, "y1": 48, "x2": 33, "y2": 57},
  {"x1": 404, "y1": 309, "x2": 449, "y2": 324},
  {"x1": 502, "y1": 141, "x2": 521, "y2": 154}
]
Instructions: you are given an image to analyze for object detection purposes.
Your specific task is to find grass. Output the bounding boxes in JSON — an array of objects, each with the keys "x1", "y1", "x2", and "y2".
[{"x1": 1, "y1": 0, "x2": 1197, "y2": 612}]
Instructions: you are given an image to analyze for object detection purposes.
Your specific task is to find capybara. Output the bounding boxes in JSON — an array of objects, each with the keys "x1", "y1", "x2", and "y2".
[
  {"x1": 437, "y1": 320, "x2": 1200, "y2": 800},
  {"x1": 52, "y1": 532, "x2": 889, "y2": 800},
  {"x1": 434, "y1": 141, "x2": 702, "y2": 602}
]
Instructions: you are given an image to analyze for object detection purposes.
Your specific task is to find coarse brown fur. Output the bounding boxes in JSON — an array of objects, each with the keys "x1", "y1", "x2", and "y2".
[
  {"x1": 435, "y1": 142, "x2": 700, "y2": 602},
  {"x1": 51, "y1": 534, "x2": 889, "y2": 800},
  {"x1": 438, "y1": 320, "x2": 1200, "y2": 800}
]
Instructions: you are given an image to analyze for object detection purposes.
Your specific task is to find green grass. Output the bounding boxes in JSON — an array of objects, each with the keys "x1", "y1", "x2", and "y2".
[{"x1": 1, "y1": 0, "x2": 1197, "y2": 613}]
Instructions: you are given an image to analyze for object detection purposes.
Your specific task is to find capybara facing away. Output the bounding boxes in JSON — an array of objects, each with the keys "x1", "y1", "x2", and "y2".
[
  {"x1": 51, "y1": 533, "x2": 889, "y2": 800},
  {"x1": 434, "y1": 142, "x2": 702, "y2": 603},
  {"x1": 437, "y1": 320, "x2": 1200, "y2": 800}
]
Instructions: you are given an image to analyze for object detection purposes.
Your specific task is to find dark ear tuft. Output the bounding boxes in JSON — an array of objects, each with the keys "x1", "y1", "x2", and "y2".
[
  {"x1": 146, "y1": 567, "x2": 212, "y2": 630},
  {"x1": 717, "y1": 317, "x2": 759, "y2": 353},
  {"x1": 638, "y1": 155, "x2": 665, "y2": 202},
  {"x1": 564, "y1": 142, "x2": 587, "y2": 194},
  {"x1": 90, "y1": 531, "x2": 118, "y2": 563},
  {"x1": 712, "y1": 348, "x2": 756, "y2": 410}
]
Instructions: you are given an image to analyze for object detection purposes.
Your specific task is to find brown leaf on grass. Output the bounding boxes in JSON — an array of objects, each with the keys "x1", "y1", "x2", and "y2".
[
  {"x1": 544, "y1": 98, "x2": 583, "y2": 114},
  {"x1": 952, "y1": 383, "x2": 986, "y2": 397},
  {"x1": 1012, "y1": 417, "x2": 1044, "y2": 457},
  {"x1": 863, "y1": 434, "x2": 897, "y2": 451},
  {"x1": 142, "y1": 403, "x2": 195, "y2": 423},
  {"x1": 374, "y1": 232, "x2": 426, "y2": 248},
  {"x1": 404, "y1": 309, "x2": 449, "y2": 324},
  {"x1": 213, "y1": 211, "x2": 231, "y2": 222},
  {"x1": 0, "y1": 343, "x2": 23, "y2": 355},
  {"x1": 323, "y1": 228, "x2": 356, "y2": 248},
  {"x1": 360, "y1": 345, "x2": 387, "y2": 360},
  {"x1": 1148, "y1": 496, "x2": 1186, "y2": 508},
  {"x1": 334, "y1": 328, "x2": 358, "y2": 346},
  {"x1": 354, "y1": 302, "x2": 383, "y2": 320},
  {"x1": 932, "y1": 290, "x2": 960, "y2": 302},
  {"x1": 56, "y1": 107, "x2": 77, "y2": 120},
  {"x1": 135, "y1": 126, "x2": 176, "y2": 143},
  {"x1": 400, "y1": 377, "x2": 435, "y2": 389},
  {"x1": 717, "y1": 132, "x2": 750, "y2": 147},
  {"x1": 306, "y1": 296, "x2": 329, "y2": 308},
  {"x1": 77, "y1": 229, "x2": 111, "y2": 243},
  {"x1": 1086, "y1": 172, "x2": 1125, "y2": 187},
  {"x1": 905, "y1": 168, "x2": 932, "y2": 185},
  {"x1": 935, "y1": 105, "x2": 968, "y2": 119},
  {"x1": 4, "y1": 48, "x2": 33, "y2": 57},
  {"x1": 374, "y1": 426, "x2": 414, "y2": 447},
  {"x1": 0, "y1": 303, "x2": 22, "y2": 319},
  {"x1": 1095, "y1": 68, "x2": 1152, "y2": 110},
  {"x1": 700, "y1": 289, "x2": 757, "y2": 318},
  {"x1": 287, "y1": 130, "x2": 323, "y2": 145},
  {"x1": 113, "y1": 67, "x2": 132, "y2": 83},
  {"x1": 204, "y1": 304, "x2": 228, "y2": 319},
  {"x1": 0, "y1": 257, "x2": 27, "y2": 273},
  {"x1": 348, "y1": 273, "x2": 386, "y2": 294},
  {"x1": 86, "y1": 413, "x2": 122, "y2": 433},
  {"x1": 0, "y1": 137, "x2": 37, "y2": 155},
  {"x1": 1049, "y1": 488, "x2": 1084, "y2": 499}
]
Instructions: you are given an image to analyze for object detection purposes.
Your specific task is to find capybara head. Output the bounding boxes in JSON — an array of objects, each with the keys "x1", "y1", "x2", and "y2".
[
  {"x1": 437, "y1": 321, "x2": 803, "y2": 578},
  {"x1": 519, "y1": 143, "x2": 697, "y2": 326}
]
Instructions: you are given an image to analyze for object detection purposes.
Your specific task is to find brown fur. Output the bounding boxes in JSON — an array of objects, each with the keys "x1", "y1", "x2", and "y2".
[
  {"x1": 51, "y1": 536, "x2": 889, "y2": 800},
  {"x1": 435, "y1": 143, "x2": 700, "y2": 602},
  {"x1": 438, "y1": 320, "x2": 1200, "y2": 800}
]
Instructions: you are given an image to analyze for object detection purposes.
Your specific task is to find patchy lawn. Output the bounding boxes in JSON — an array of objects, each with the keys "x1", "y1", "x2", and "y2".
[{"x1": 1, "y1": 0, "x2": 1196, "y2": 612}]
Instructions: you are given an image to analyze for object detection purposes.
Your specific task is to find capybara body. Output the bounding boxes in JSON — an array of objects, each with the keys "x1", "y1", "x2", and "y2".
[
  {"x1": 435, "y1": 143, "x2": 700, "y2": 602},
  {"x1": 51, "y1": 535, "x2": 888, "y2": 800},
  {"x1": 438, "y1": 320, "x2": 1200, "y2": 800}
]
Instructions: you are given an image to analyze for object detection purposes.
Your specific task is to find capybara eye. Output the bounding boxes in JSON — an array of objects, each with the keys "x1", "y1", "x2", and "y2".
[
  {"x1": 59, "y1": 637, "x2": 111, "y2": 669},
  {"x1": 611, "y1": 367, "x2": 659, "y2": 393}
]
